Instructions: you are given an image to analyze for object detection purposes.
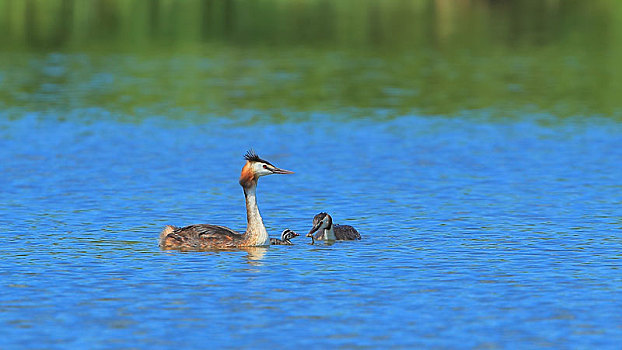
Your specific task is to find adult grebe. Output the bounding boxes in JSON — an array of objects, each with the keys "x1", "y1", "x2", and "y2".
[
  {"x1": 270, "y1": 229, "x2": 300, "y2": 245},
  {"x1": 306, "y1": 212, "x2": 361, "y2": 243},
  {"x1": 159, "y1": 150, "x2": 294, "y2": 250}
]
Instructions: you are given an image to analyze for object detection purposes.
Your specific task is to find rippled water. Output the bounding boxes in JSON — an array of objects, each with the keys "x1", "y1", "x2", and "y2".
[{"x1": 1, "y1": 114, "x2": 621, "y2": 349}]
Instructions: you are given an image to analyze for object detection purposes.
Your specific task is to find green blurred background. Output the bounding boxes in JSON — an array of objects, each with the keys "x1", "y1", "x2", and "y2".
[{"x1": 1, "y1": 0, "x2": 621, "y2": 119}]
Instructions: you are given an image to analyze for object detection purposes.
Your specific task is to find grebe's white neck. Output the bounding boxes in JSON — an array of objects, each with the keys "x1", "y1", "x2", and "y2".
[
  {"x1": 242, "y1": 184, "x2": 269, "y2": 246},
  {"x1": 323, "y1": 224, "x2": 336, "y2": 241}
]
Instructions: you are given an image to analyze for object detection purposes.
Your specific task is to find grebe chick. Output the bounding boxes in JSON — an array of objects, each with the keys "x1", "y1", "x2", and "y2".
[
  {"x1": 306, "y1": 212, "x2": 361, "y2": 243},
  {"x1": 270, "y1": 229, "x2": 300, "y2": 245},
  {"x1": 159, "y1": 150, "x2": 294, "y2": 250}
]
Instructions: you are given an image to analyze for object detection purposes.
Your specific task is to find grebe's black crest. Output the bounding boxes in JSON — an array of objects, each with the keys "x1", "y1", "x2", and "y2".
[{"x1": 244, "y1": 149, "x2": 273, "y2": 166}]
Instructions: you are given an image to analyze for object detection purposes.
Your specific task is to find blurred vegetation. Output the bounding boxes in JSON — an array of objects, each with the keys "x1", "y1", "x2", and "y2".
[{"x1": 1, "y1": 0, "x2": 621, "y2": 119}]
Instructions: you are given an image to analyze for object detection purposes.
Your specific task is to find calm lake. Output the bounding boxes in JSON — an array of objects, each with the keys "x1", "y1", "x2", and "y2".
[{"x1": 1, "y1": 1, "x2": 621, "y2": 349}]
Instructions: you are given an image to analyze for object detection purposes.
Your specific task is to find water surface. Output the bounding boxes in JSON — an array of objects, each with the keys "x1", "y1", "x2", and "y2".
[{"x1": 2, "y1": 115, "x2": 621, "y2": 349}]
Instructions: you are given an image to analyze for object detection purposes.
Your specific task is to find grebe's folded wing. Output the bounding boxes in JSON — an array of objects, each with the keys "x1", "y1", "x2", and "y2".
[
  {"x1": 181, "y1": 224, "x2": 242, "y2": 240},
  {"x1": 161, "y1": 224, "x2": 243, "y2": 249}
]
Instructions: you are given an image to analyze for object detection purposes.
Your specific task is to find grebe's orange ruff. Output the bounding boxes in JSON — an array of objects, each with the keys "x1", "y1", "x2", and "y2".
[{"x1": 159, "y1": 150, "x2": 293, "y2": 250}]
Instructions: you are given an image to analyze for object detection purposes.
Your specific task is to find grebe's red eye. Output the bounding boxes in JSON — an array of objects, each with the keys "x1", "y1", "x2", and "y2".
[{"x1": 263, "y1": 165, "x2": 268, "y2": 169}]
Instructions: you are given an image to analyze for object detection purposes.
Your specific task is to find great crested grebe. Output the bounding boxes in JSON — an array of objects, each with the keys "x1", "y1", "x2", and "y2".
[
  {"x1": 270, "y1": 229, "x2": 300, "y2": 245},
  {"x1": 159, "y1": 150, "x2": 294, "y2": 250},
  {"x1": 306, "y1": 212, "x2": 361, "y2": 243}
]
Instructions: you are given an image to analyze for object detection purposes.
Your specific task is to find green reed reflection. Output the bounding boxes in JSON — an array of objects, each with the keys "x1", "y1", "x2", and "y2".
[{"x1": 1, "y1": 0, "x2": 621, "y2": 119}]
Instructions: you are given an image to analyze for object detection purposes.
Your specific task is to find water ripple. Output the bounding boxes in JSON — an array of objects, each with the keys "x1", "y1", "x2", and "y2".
[{"x1": 1, "y1": 115, "x2": 621, "y2": 348}]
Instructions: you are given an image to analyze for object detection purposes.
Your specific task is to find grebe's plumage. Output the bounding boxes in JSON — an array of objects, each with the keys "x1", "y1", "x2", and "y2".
[
  {"x1": 306, "y1": 212, "x2": 361, "y2": 242},
  {"x1": 160, "y1": 224, "x2": 246, "y2": 249},
  {"x1": 270, "y1": 229, "x2": 300, "y2": 245},
  {"x1": 159, "y1": 150, "x2": 293, "y2": 250}
]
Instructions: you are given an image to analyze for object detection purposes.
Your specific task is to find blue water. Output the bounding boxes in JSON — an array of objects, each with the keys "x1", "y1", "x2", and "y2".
[{"x1": 1, "y1": 113, "x2": 621, "y2": 349}]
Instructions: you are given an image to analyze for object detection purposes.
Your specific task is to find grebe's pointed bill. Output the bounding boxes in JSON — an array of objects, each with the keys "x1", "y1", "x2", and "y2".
[
  {"x1": 306, "y1": 221, "x2": 322, "y2": 237},
  {"x1": 271, "y1": 167, "x2": 294, "y2": 175}
]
